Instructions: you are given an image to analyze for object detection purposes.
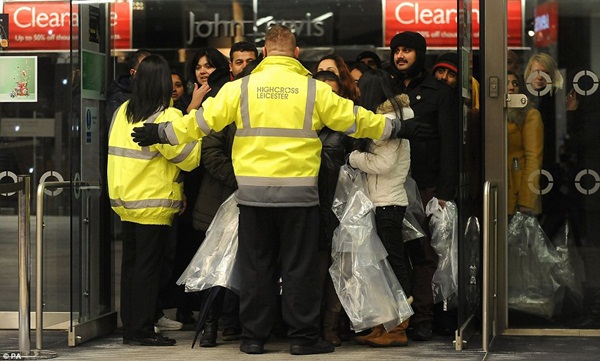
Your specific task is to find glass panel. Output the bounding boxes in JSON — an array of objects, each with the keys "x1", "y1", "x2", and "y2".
[
  {"x1": 0, "y1": 197, "x2": 24, "y2": 313},
  {"x1": 0, "y1": 50, "x2": 74, "y2": 320},
  {"x1": 40, "y1": 188, "x2": 72, "y2": 326},
  {"x1": 457, "y1": 0, "x2": 484, "y2": 335},
  {"x1": 506, "y1": 0, "x2": 600, "y2": 330},
  {"x1": 0, "y1": 1, "x2": 114, "y2": 332},
  {"x1": 71, "y1": 2, "x2": 114, "y2": 328}
]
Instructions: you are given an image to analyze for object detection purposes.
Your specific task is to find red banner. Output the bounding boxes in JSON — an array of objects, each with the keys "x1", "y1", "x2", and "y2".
[
  {"x1": 534, "y1": 1, "x2": 558, "y2": 48},
  {"x1": 4, "y1": 1, "x2": 130, "y2": 51},
  {"x1": 111, "y1": 0, "x2": 131, "y2": 50},
  {"x1": 385, "y1": 0, "x2": 523, "y2": 48}
]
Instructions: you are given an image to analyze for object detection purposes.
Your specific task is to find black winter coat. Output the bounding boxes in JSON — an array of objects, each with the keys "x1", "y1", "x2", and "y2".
[
  {"x1": 185, "y1": 67, "x2": 234, "y2": 230},
  {"x1": 192, "y1": 124, "x2": 237, "y2": 232},
  {"x1": 318, "y1": 127, "x2": 353, "y2": 250},
  {"x1": 394, "y1": 74, "x2": 459, "y2": 201},
  {"x1": 106, "y1": 75, "x2": 132, "y2": 122}
]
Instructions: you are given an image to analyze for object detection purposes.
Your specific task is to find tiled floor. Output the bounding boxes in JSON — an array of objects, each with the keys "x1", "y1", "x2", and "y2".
[
  {"x1": 1, "y1": 328, "x2": 483, "y2": 361},
  {"x1": 3, "y1": 329, "x2": 600, "y2": 360}
]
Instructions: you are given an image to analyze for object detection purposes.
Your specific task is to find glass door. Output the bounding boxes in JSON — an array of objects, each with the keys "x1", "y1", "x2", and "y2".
[
  {"x1": 455, "y1": 0, "x2": 483, "y2": 351},
  {"x1": 483, "y1": 0, "x2": 600, "y2": 347},
  {"x1": 0, "y1": 0, "x2": 116, "y2": 348}
]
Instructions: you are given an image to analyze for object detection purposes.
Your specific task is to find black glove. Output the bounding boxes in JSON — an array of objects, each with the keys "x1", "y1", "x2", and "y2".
[
  {"x1": 132, "y1": 123, "x2": 161, "y2": 146},
  {"x1": 391, "y1": 118, "x2": 436, "y2": 140}
]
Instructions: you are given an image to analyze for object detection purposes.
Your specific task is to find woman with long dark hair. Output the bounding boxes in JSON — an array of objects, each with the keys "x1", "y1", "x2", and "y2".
[
  {"x1": 108, "y1": 54, "x2": 202, "y2": 346},
  {"x1": 349, "y1": 69, "x2": 414, "y2": 347}
]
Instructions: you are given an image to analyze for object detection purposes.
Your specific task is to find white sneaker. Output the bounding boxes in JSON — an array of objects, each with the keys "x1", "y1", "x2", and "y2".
[{"x1": 155, "y1": 315, "x2": 183, "y2": 331}]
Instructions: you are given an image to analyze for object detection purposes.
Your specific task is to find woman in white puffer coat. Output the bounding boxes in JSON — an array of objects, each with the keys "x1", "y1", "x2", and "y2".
[{"x1": 349, "y1": 69, "x2": 413, "y2": 348}]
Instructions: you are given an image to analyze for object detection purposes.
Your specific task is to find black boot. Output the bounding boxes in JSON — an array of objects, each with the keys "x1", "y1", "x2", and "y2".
[{"x1": 200, "y1": 309, "x2": 218, "y2": 347}]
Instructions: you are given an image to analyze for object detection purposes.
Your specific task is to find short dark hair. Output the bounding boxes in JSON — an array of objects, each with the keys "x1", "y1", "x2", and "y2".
[
  {"x1": 230, "y1": 41, "x2": 258, "y2": 61},
  {"x1": 127, "y1": 49, "x2": 151, "y2": 72},
  {"x1": 313, "y1": 70, "x2": 340, "y2": 85},
  {"x1": 349, "y1": 62, "x2": 372, "y2": 75}
]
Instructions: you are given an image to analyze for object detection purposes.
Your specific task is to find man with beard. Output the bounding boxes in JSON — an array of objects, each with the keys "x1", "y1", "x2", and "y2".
[{"x1": 387, "y1": 31, "x2": 459, "y2": 341}]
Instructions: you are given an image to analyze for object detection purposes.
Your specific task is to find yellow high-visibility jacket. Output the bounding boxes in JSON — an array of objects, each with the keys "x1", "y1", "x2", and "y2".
[
  {"x1": 159, "y1": 56, "x2": 393, "y2": 207},
  {"x1": 108, "y1": 102, "x2": 201, "y2": 225}
]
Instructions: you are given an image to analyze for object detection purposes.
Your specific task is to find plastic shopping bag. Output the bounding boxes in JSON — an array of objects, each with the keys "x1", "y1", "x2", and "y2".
[
  {"x1": 177, "y1": 193, "x2": 241, "y2": 294},
  {"x1": 507, "y1": 212, "x2": 577, "y2": 319},
  {"x1": 402, "y1": 174, "x2": 428, "y2": 242},
  {"x1": 329, "y1": 165, "x2": 413, "y2": 332},
  {"x1": 426, "y1": 197, "x2": 459, "y2": 305},
  {"x1": 551, "y1": 220, "x2": 584, "y2": 305}
]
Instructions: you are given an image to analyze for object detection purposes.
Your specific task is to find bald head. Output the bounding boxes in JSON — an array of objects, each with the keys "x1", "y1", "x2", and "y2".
[{"x1": 264, "y1": 24, "x2": 298, "y2": 58}]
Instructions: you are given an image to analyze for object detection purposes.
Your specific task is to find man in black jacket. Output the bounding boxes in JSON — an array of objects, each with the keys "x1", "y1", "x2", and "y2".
[{"x1": 387, "y1": 31, "x2": 459, "y2": 341}]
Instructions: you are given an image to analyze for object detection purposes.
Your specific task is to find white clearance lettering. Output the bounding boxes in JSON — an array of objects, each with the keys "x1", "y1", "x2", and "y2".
[
  {"x1": 395, "y1": 1, "x2": 458, "y2": 25},
  {"x1": 13, "y1": 5, "x2": 79, "y2": 29}
]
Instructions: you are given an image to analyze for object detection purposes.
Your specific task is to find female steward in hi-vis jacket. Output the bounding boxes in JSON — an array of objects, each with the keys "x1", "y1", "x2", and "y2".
[{"x1": 107, "y1": 54, "x2": 203, "y2": 347}]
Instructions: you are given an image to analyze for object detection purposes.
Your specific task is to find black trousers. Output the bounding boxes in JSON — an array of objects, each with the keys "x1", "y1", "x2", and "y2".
[
  {"x1": 375, "y1": 205, "x2": 411, "y2": 296},
  {"x1": 221, "y1": 289, "x2": 241, "y2": 329},
  {"x1": 120, "y1": 221, "x2": 169, "y2": 338},
  {"x1": 237, "y1": 205, "x2": 321, "y2": 345},
  {"x1": 406, "y1": 187, "x2": 439, "y2": 325}
]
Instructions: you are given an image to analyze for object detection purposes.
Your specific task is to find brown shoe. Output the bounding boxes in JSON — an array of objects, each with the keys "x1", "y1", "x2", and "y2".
[
  {"x1": 365, "y1": 319, "x2": 409, "y2": 347},
  {"x1": 354, "y1": 324, "x2": 385, "y2": 345}
]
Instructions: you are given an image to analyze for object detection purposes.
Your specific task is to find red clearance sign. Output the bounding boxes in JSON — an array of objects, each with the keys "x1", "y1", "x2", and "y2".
[
  {"x1": 3, "y1": 1, "x2": 130, "y2": 51},
  {"x1": 384, "y1": 0, "x2": 523, "y2": 48}
]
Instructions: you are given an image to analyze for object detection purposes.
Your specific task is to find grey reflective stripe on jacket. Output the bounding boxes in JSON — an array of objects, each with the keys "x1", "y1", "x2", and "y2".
[
  {"x1": 235, "y1": 77, "x2": 318, "y2": 139},
  {"x1": 110, "y1": 198, "x2": 183, "y2": 210},
  {"x1": 169, "y1": 141, "x2": 198, "y2": 164},
  {"x1": 108, "y1": 146, "x2": 161, "y2": 160},
  {"x1": 236, "y1": 77, "x2": 320, "y2": 207},
  {"x1": 345, "y1": 106, "x2": 359, "y2": 135},
  {"x1": 108, "y1": 134, "x2": 197, "y2": 164}
]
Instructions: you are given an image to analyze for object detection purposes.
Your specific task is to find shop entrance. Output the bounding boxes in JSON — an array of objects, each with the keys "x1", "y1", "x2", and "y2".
[
  {"x1": 481, "y1": 0, "x2": 600, "y2": 349},
  {"x1": 0, "y1": 1, "x2": 116, "y2": 347}
]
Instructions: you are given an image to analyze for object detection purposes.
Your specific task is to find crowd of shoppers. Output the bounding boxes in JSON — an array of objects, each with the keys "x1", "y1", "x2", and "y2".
[{"x1": 108, "y1": 25, "x2": 464, "y2": 355}]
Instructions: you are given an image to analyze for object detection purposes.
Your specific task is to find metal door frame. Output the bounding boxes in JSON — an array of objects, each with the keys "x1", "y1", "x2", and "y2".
[{"x1": 481, "y1": 0, "x2": 508, "y2": 349}]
